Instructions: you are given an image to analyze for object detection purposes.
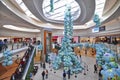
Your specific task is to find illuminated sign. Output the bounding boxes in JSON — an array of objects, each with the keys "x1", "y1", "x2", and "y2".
[{"x1": 92, "y1": 27, "x2": 99, "y2": 33}]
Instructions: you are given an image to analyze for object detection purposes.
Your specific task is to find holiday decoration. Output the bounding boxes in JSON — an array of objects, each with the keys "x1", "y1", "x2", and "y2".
[
  {"x1": 2, "y1": 49, "x2": 13, "y2": 66},
  {"x1": 93, "y1": 14, "x2": 101, "y2": 27},
  {"x1": 91, "y1": 43, "x2": 120, "y2": 80},
  {"x1": 52, "y1": 5, "x2": 83, "y2": 74},
  {"x1": 50, "y1": 0, "x2": 54, "y2": 12},
  {"x1": 70, "y1": 42, "x2": 120, "y2": 79}
]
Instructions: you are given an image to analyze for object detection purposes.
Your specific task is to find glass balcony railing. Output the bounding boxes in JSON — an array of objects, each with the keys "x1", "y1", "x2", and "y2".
[{"x1": 0, "y1": 43, "x2": 28, "y2": 53}]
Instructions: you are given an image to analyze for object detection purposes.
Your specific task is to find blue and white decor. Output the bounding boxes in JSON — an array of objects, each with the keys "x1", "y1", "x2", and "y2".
[
  {"x1": 52, "y1": 5, "x2": 83, "y2": 74},
  {"x1": 90, "y1": 43, "x2": 120, "y2": 79},
  {"x1": 50, "y1": 0, "x2": 54, "y2": 12},
  {"x1": 93, "y1": 14, "x2": 101, "y2": 27},
  {"x1": 2, "y1": 49, "x2": 13, "y2": 66}
]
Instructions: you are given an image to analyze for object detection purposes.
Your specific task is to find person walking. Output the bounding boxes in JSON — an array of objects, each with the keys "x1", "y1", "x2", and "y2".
[
  {"x1": 40, "y1": 62, "x2": 42, "y2": 68},
  {"x1": 63, "y1": 70, "x2": 66, "y2": 80},
  {"x1": 67, "y1": 69, "x2": 71, "y2": 79},
  {"x1": 10, "y1": 73, "x2": 15, "y2": 80},
  {"x1": 43, "y1": 63, "x2": 46, "y2": 69},
  {"x1": 99, "y1": 67, "x2": 103, "y2": 80},
  {"x1": 85, "y1": 48, "x2": 87, "y2": 56},
  {"x1": 94, "y1": 64, "x2": 97, "y2": 73},
  {"x1": 45, "y1": 69, "x2": 48, "y2": 79},
  {"x1": 79, "y1": 54, "x2": 82, "y2": 62},
  {"x1": 42, "y1": 70, "x2": 45, "y2": 80},
  {"x1": 30, "y1": 72, "x2": 33, "y2": 80}
]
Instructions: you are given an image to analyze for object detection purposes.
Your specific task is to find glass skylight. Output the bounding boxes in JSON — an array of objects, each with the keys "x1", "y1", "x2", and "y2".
[
  {"x1": 95, "y1": 0, "x2": 106, "y2": 17},
  {"x1": 15, "y1": 0, "x2": 40, "y2": 20},
  {"x1": 85, "y1": 0, "x2": 106, "y2": 28},
  {"x1": 3, "y1": 25, "x2": 40, "y2": 32},
  {"x1": 42, "y1": 0, "x2": 81, "y2": 21}
]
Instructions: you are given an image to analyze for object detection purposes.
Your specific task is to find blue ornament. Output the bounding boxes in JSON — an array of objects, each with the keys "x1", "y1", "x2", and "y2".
[
  {"x1": 2, "y1": 62, "x2": 6, "y2": 66},
  {"x1": 8, "y1": 56, "x2": 12, "y2": 60},
  {"x1": 7, "y1": 61, "x2": 13, "y2": 65}
]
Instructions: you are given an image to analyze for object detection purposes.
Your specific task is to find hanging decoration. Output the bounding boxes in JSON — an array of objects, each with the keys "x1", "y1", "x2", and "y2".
[
  {"x1": 2, "y1": 49, "x2": 13, "y2": 66},
  {"x1": 52, "y1": 5, "x2": 83, "y2": 74},
  {"x1": 50, "y1": 0, "x2": 54, "y2": 12},
  {"x1": 93, "y1": 14, "x2": 101, "y2": 27}
]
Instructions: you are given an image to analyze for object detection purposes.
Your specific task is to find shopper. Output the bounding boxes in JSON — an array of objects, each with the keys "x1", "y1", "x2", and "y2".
[
  {"x1": 15, "y1": 55, "x2": 19, "y2": 63},
  {"x1": 99, "y1": 67, "x2": 103, "y2": 79},
  {"x1": 45, "y1": 69, "x2": 48, "y2": 79},
  {"x1": 79, "y1": 54, "x2": 82, "y2": 62},
  {"x1": 63, "y1": 70, "x2": 66, "y2": 80},
  {"x1": 94, "y1": 64, "x2": 97, "y2": 73},
  {"x1": 30, "y1": 72, "x2": 33, "y2": 80},
  {"x1": 42, "y1": 70, "x2": 45, "y2": 80},
  {"x1": 85, "y1": 48, "x2": 87, "y2": 56},
  {"x1": 40, "y1": 62, "x2": 43, "y2": 68},
  {"x1": 3, "y1": 39, "x2": 8, "y2": 51},
  {"x1": 67, "y1": 69, "x2": 71, "y2": 79},
  {"x1": 0, "y1": 40, "x2": 4, "y2": 52},
  {"x1": 43, "y1": 62, "x2": 46, "y2": 69},
  {"x1": 10, "y1": 73, "x2": 15, "y2": 80}
]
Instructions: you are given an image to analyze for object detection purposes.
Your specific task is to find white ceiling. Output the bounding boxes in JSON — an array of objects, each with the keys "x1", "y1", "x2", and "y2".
[{"x1": 0, "y1": 0, "x2": 120, "y2": 37}]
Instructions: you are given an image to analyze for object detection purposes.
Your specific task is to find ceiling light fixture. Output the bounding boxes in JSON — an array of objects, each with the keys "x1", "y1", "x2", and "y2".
[{"x1": 3, "y1": 25, "x2": 40, "y2": 32}]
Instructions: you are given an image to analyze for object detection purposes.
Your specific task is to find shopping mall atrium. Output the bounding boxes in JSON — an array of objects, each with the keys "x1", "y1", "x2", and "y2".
[{"x1": 0, "y1": 0, "x2": 120, "y2": 80}]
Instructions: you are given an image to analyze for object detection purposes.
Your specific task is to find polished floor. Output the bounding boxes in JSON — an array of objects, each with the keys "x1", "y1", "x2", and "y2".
[{"x1": 34, "y1": 56, "x2": 99, "y2": 80}]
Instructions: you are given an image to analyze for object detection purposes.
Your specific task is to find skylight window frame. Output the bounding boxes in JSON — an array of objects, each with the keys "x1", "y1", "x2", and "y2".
[
  {"x1": 43, "y1": 0, "x2": 81, "y2": 21},
  {"x1": 15, "y1": 0, "x2": 40, "y2": 20}
]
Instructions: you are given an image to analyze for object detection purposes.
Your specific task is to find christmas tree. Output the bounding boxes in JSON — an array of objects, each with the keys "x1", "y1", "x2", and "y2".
[{"x1": 52, "y1": 5, "x2": 83, "y2": 74}]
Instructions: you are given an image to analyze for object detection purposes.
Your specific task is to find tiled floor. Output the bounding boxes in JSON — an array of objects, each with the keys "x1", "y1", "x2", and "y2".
[{"x1": 34, "y1": 56, "x2": 99, "y2": 80}]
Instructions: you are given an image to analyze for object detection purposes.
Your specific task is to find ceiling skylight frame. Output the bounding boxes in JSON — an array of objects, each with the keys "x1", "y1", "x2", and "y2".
[
  {"x1": 42, "y1": 0, "x2": 81, "y2": 21},
  {"x1": 15, "y1": 0, "x2": 40, "y2": 20},
  {"x1": 95, "y1": 0, "x2": 106, "y2": 17}
]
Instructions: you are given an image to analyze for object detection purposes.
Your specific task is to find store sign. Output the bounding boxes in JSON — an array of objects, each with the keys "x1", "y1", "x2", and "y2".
[
  {"x1": 99, "y1": 26, "x2": 105, "y2": 31},
  {"x1": 92, "y1": 27, "x2": 99, "y2": 33}
]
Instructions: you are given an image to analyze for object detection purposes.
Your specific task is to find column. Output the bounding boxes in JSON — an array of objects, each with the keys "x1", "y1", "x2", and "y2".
[{"x1": 40, "y1": 29, "x2": 45, "y2": 62}]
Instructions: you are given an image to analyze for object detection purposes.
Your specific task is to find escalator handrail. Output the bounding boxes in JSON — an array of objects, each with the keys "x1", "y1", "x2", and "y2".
[{"x1": 21, "y1": 47, "x2": 35, "y2": 80}]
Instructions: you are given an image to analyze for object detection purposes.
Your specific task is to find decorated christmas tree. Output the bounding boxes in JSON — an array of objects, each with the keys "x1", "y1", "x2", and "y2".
[{"x1": 52, "y1": 5, "x2": 83, "y2": 74}]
